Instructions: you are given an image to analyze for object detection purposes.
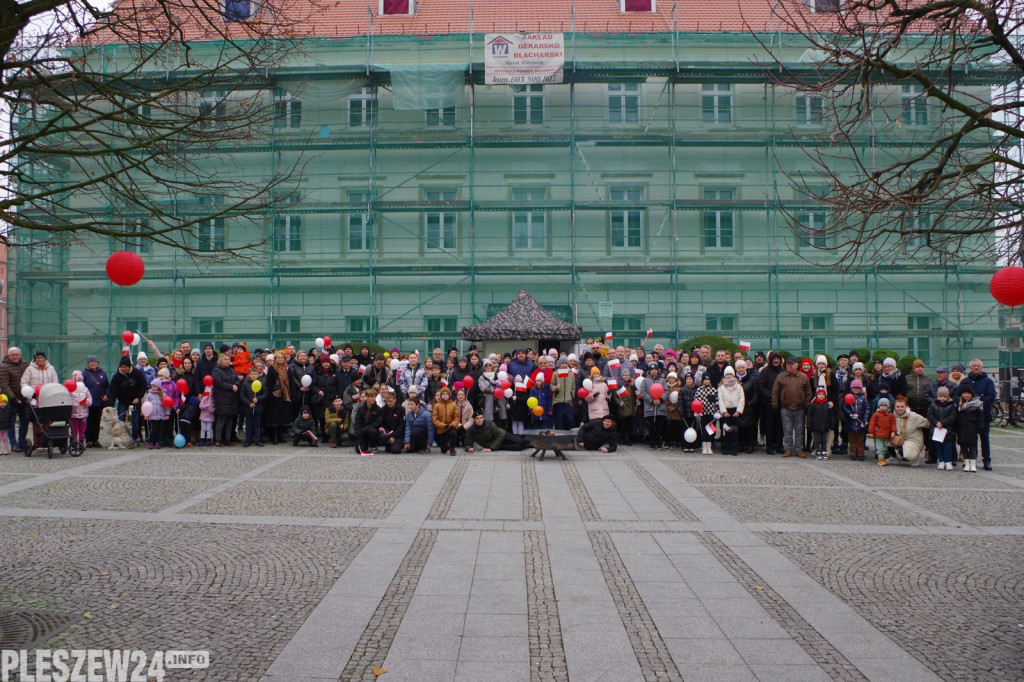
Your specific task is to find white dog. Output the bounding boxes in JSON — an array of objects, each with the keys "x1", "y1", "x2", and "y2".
[{"x1": 100, "y1": 407, "x2": 134, "y2": 450}]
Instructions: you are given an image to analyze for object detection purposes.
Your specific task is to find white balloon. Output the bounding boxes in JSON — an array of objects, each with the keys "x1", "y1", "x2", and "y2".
[
  {"x1": 713, "y1": 412, "x2": 722, "y2": 420},
  {"x1": 132, "y1": 333, "x2": 141, "y2": 346},
  {"x1": 582, "y1": 378, "x2": 594, "y2": 391},
  {"x1": 634, "y1": 377, "x2": 644, "y2": 391},
  {"x1": 301, "y1": 374, "x2": 312, "y2": 387},
  {"x1": 684, "y1": 427, "x2": 698, "y2": 443},
  {"x1": 497, "y1": 371, "x2": 508, "y2": 382},
  {"x1": 21, "y1": 385, "x2": 34, "y2": 399},
  {"x1": 669, "y1": 391, "x2": 679, "y2": 404},
  {"x1": 390, "y1": 359, "x2": 400, "y2": 371},
  {"x1": 141, "y1": 401, "x2": 154, "y2": 417},
  {"x1": 76, "y1": 381, "x2": 85, "y2": 393},
  {"x1": 503, "y1": 388, "x2": 513, "y2": 399},
  {"x1": 315, "y1": 337, "x2": 325, "y2": 349}
]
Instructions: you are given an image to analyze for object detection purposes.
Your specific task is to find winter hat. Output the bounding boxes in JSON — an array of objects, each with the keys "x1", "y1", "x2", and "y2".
[
  {"x1": 852, "y1": 362, "x2": 865, "y2": 372},
  {"x1": 878, "y1": 397, "x2": 890, "y2": 408},
  {"x1": 119, "y1": 356, "x2": 132, "y2": 367},
  {"x1": 913, "y1": 359, "x2": 925, "y2": 369},
  {"x1": 785, "y1": 356, "x2": 798, "y2": 365},
  {"x1": 157, "y1": 368, "x2": 171, "y2": 378},
  {"x1": 300, "y1": 407, "x2": 311, "y2": 416},
  {"x1": 667, "y1": 371, "x2": 678, "y2": 379},
  {"x1": 567, "y1": 353, "x2": 578, "y2": 362},
  {"x1": 137, "y1": 351, "x2": 147, "y2": 361},
  {"x1": 850, "y1": 379, "x2": 863, "y2": 389},
  {"x1": 952, "y1": 364, "x2": 966, "y2": 373},
  {"x1": 555, "y1": 358, "x2": 568, "y2": 367},
  {"x1": 591, "y1": 366, "x2": 601, "y2": 375},
  {"x1": 204, "y1": 343, "x2": 215, "y2": 351},
  {"x1": 723, "y1": 367, "x2": 735, "y2": 376},
  {"x1": 815, "y1": 387, "x2": 827, "y2": 397},
  {"x1": 71, "y1": 370, "x2": 84, "y2": 382},
  {"x1": 151, "y1": 378, "x2": 162, "y2": 387},
  {"x1": 960, "y1": 385, "x2": 973, "y2": 396},
  {"x1": 878, "y1": 381, "x2": 890, "y2": 392},
  {"x1": 937, "y1": 386, "x2": 950, "y2": 399},
  {"x1": 883, "y1": 357, "x2": 897, "y2": 368},
  {"x1": 629, "y1": 354, "x2": 638, "y2": 362},
  {"x1": 936, "y1": 366, "x2": 950, "y2": 374},
  {"x1": 815, "y1": 355, "x2": 828, "y2": 366},
  {"x1": 86, "y1": 355, "x2": 98, "y2": 364},
  {"x1": 735, "y1": 361, "x2": 746, "y2": 371}
]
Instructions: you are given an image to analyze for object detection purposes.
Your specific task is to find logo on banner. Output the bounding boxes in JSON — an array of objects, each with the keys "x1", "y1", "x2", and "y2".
[{"x1": 485, "y1": 33, "x2": 565, "y2": 85}]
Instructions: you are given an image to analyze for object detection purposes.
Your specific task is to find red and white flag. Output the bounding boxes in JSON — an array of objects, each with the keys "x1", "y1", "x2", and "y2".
[
  {"x1": 739, "y1": 340, "x2": 751, "y2": 351},
  {"x1": 440, "y1": 378, "x2": 449, "y2": 387},
  {"x1": 556, "y1": 367, "x2": 569, "y2": 379},
  {"x1": 617, "y1": 386, "x2": 629, "y2": 398},
  {"x1": 705, "y1": 422, "x2": 717, "y2": 436},
  {"x1": 608, "y1": 358, "x2": 620, "y2": 370},
  {"x1": 605, "y1": 332, "x2": 613, "y2": 342},
  {"x1": 646, "y1": 329, "x2": 653, "y2": 339},
  {"x1": 515, "y1": 381, "x2": 527, "y2": 393},
  {"x1": 359, "y1": 365, "x2": 366, "y2": 373},
  {"x1": 121, "y1": 345, "x2": 131, "y2": 356},
  {"x1": 608, "y1": 378, "x2": 618, "y2": 389}
]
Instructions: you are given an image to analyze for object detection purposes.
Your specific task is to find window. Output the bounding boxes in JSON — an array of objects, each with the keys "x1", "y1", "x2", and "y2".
[
  {"x1": 122, "y1": 319, "x2": 149, "y2": 336},
  {"x1": 908, "y1": 315, "x2": 932, "y2": 361},
  {"x1": 706, "y1": 315, "x2": 737, "y2": 333},
  {"x1": 380, "y1": 0, "x2": 414, "y2": 15},
  {"x1": 425, "y1": 317, "x2": 458, "y2": 353},
  {"x1": 612, "y1": 315, "x2": 644, "y2": 347},
  {"x1": 274, "y1": 318, "x2": 301, "y2": 337},
  {"x1": 512, "y1": 85, "x2": 544, "y2": 125},
  {"x1": 122, "y1": 218, "x2": 150, "y2": 254},
  {"x1": 195, "y1": 319, "x2": 224, "y2": 338},
  {"x1": 198, "y1": 91, "x2": 226, "y2": 126},
  {"x1": 702, "y1": 189, "x2": 735, "y2": 249},
  {"x1": 621, "y1": 0, "x2": 655, "y2": 11},
  {"x1": 905, "y1": 210, "x2": 931, "y2": 248},
  {"x1": 702, "y1": 83, "x2": 732, "y2": 123},
  {"x1": 800, "y1": 315, "x2": 829, "y2": 358},
  {"x1": 197, "y1": 218, "x2": 225, "y2": 251},
  {"x1": 608, "y1": 83, "x2": 639, "y2": 124},
  {"x1": 802, "y1": 0, "x2": 839, "y2": 12},
  {"x1": 224, "y1": 0, "x2": 257, "y2": 21},
  {"x1": 348, "y1": 317, "x2": 375, "y2": 337},
  {"x1": 795, "y1": 93, "x2": 822, "y2": 124},
  {"x1": 349, "y1": 87, "x2": 377, "y2": 128},
  {"x1": 797, "y1": 209, "x2": 829, "y2": 248},
  {"x1": 901, "y1": 84, "x2": 928, "y2": 126},
  {"x1": 425, "y1": 106, "x2": 455, "y2": 127},
  {"x1": 610, "y1": 187, "x2": 643, "y2": 248},
  {"x1": 275, "y1": 93, "x2": 302, "y2": 129},
  {"x1": 425, "y1": 190, "x2": 457, "y2": 250},
  {"x1": 512, "y1": 188, "x2": 546, "y2": 250},
  {"x1": 348, "y1": 192, "x2": 374, "y2": 252},
  {"x1": 272, "y1": 214, "x2": 301, "y2": 253}
]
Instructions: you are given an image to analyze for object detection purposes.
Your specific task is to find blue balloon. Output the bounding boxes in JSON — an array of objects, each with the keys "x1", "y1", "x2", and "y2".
[{"x1": 173, "y1": 434, "x2": 186, "y2": 448}]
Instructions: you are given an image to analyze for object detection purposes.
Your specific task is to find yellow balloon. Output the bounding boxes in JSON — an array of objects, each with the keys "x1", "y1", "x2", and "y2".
[
  {"x1": 383, "y1": 352, "x2": 390, "y2": 358},
  {"x1": 0, "y1": 394, "x2": 7, "y2": 403},
  {"x1": 527, "y1": 397, "x2": 539, "y2": 409},
  {"x1": 251, "y1": 380, "x2": 262, "y2": 393}
]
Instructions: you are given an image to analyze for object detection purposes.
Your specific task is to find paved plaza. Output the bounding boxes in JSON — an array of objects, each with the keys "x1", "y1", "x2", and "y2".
[{"x1": 0, "y1": 429, "x2": 1022, "y2": 682}]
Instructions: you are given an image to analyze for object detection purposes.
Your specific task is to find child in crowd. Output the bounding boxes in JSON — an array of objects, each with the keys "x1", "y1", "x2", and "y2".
[
  {"x1": 694, "y1": 374, "x2": 720, "y2": 455},
  {"x1": 529, "y1": 376, "x2": 553, "y2": 430},
  {"x1": 198, "y1": 390, "x2": 215, "y2": 446},
  {"x1": 69, "y1": 370, "x2": 92, "y2": 445},
  {"x1": 455, "y1": 388, "x2": 475, "y2": 443},
  {"x1": 145, "y1": 379, "x2": 169, "y2": 449},
  {"x1": 807, "y1": 387, "x2": 832, "y2": 460},
  {"x1": 292, "y1": 406, "x2": 319, "y2": 447},
  {"x1": 841, "y1": 379, "x2": 869, "y2": 461},
  {"x1": 868, "y1": 397, "x2": 896, "y2": 466},
  {"x1": 508, "y1": 379, "x2": 529, "y2": 435},
  {"x1": 240, "y1": 366, "x2": 266, "y2": 447},
  {"x1": 956, "y1": 385, "x2": 983, "y2": 472},
  {"x1": 926, "y1": 386, "x2": 957, "y2": 471},
  {"x1": 0, "y1": 396, "x2": 12, "y2": 454},
  {"x1": 324, "y1": 396, "x2": 347, "y2": 448}
]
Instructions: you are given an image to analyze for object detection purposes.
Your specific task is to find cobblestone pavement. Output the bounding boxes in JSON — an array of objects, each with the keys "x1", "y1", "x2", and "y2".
[{"x1": 0, "y1": 430, "x2": 1021, "y2": 682}]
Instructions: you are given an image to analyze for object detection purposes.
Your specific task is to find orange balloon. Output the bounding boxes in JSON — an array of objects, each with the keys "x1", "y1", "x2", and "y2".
[{"x1": 531, "y1": 405, "x2": 544, "y2": 416}]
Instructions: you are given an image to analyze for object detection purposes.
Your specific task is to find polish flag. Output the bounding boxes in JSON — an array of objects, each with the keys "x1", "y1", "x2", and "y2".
[
  {"x1": 441, "y1": 378, "x2": 449, "y2": 387},
  {"x1": 739, "y1": 340, "x2": 751, "y2": 351},
  {"x1": 121, "y1": 345, "x2": 131, "y2": 355},
  {"x1": 705, "y1": 422, "x2": 717, "y2": 436},
  {"x1": 556, "y1": 367, "x2": 569, "y2": 378},
  {"x1": 605, "y1": 332, "x2": 613, "y2": 342},
  {"x1": 608, "y1": 358, "x2": 620, "y2": 371},
  {"x1": 608, "y1": 378, "x2": 618, "y2": 389},
  {"x1": 646, "y1": 329, "x2": 653, "y2": 339},
  {"x1": 617, "y1": 386, "x2": 628, "y2": 398},
  {"x1": 515, "y1": 381, "x2": 527, "y2": 393},
  {"x1": 359, "y1": 365, "x2": 366, "y2": 373},
  {"x1": 571, "y1": 367, "x2": 579, "y2": 376}
]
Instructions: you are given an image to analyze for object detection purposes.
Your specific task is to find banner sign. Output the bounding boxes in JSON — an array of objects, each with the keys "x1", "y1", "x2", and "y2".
[{"x1": 484, "y1": 33, "x2": 565, "y2": 85}]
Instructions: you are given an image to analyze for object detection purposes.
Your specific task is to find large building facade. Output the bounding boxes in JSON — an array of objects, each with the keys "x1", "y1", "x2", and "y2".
[{"x1": 10, "y1": 0, "x2": 1002, "y2": 370}]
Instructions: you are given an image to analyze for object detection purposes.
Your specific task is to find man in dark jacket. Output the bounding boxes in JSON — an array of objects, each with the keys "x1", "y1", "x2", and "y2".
[
  {"x1": 378, "y1": 391, "x2": 406, "y2": 454},
  {"x1": 0, "y1": 347, "x2": 31, "y2": 451},
  {"x1": 107, "y1": 355, "x2": 147, "y2": 441},
  {"x1": 955, "y1": 359, "x2": 997, "y2": 470},
  {"x1": 576, "y1": 416, "x2": 618, "y2": 452},
  {"x1": 756, "y1": 351, "x2": 784, "y2": 454},
  {"x1": 350, "y1": 388, "x2": 383, "y2": 454},
  {"x1": 464, "y1": 411, "x2": 529, "y2": 452}
]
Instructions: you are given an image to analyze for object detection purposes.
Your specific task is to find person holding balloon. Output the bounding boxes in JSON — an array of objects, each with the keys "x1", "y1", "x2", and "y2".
[
  {"x1": 68, "y1": 370, "x2": 93, "y2": 447},
  {"x1": 584, "y1": 367, "x2": 609, "y2": 422},
  {"x1": 694, "y1": 374, "x2": 721, "y2": 455},
  {"x1": 0, "y1": 393, "x2": 12, "y2": 454},
  {"x1": 212, "y1": 352, "x2": 242, "y2": 447},
  {"x1": 144, "y1": 379, "x2": 170, "y2": 449},
  {"x1": 840, "y1": 379, "x2": 870, "y2": 460},
  {"x1": 640, "y1": 364, "x2": 668, "y2": 450},
  {"x1": 240, "y1": 366, "x2": 267, "y2": 447},
  {"x1": 529, "y1": 375, "x2": 554, "y2": 430}
]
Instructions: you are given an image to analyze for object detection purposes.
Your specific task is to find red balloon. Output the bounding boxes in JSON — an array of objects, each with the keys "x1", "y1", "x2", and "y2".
[
  {"x1": 990, "y1": 266, "x2": 1024, "y2": 307},
  {"x1": 161, "y1": 395, "x2": 174, "y2": 408},
  {"x1": 649, "y1": 383, "x2": 664, "y2": 399},
  {"x1": 462, "y1": 375, "x2": 474, "y2": 389},
  {"x1": 844, "y1": 393, "x2": 856, "y2": 405},
  {"x1": 63, "y1": 379, "x2": 77, "y2": 393},
  {"x1": 105, "y1": 251, "x2": 145, "y2": 287},
  {"x1": 121, "y1": 330, "x2": 134, "y2": 344},
  {"x1": 176, "y1": 379, "x2": 189, "y2": 395},
  {"x1": 203, "y1": 375, "x2": 214, "y2": 387},
  {"x1": 171, "y1": 358, "x2": 182, "y2": 368},
  {"x1": 493, "y1": 387, "x2": 504, "y2": 399},
  {"x1": 577, "y1": 387, "x2": 590, "y2": 399},
  {"x1": 691, "y1": 399, "x2": 704, "y2": 414},
  {"x1": 500, "y1": 380, "x2": 511, "y2": 390},
  {"x1": 34, "y1": 384, "x2": 42, "y2": 397},
  {"x1": 323, "y1": 336, "x2": 332, "y2": 347}
]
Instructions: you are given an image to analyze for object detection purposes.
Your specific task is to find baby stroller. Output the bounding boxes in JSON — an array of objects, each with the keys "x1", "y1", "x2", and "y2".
[{"x1": 24, "y1": 384, "x2": 84, "y2": 459}]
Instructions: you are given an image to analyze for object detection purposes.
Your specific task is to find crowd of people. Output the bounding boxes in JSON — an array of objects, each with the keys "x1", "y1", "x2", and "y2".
[{"x1": 0, "y1": 338, "x2": 998, "y2": 470}]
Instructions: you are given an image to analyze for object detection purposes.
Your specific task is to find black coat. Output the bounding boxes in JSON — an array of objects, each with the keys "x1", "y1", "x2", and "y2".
[
  {"x1": 212, "y1": 364, "x2": 242, "y2": 416},
  {"x1": 956, "y1": 399, "x2": 984, "y2": 446},
  {"x1": 576, "y1": 418, "x2": 618, "y2": 451},
  {"x1": 926, "y1": 400, "x2": 957, "y2": 443},
  {"x1": 806, "y1": 401, "x2": 833, "y2": 432},
  {"x1": 108, "y1": 367, "x2": 147, "y2": 405}
]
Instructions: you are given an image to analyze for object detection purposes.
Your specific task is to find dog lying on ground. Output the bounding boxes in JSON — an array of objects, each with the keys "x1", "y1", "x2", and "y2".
[{"x1": 100, "y1": 406, "x2": 134, "y2": 449}]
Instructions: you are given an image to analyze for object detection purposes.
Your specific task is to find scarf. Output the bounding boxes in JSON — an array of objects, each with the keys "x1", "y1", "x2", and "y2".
[
  {"x1": 722, "y1": 376, "x2": 737, "y2": 388},
  {"x1": 273, "y1": 362, "x2": 291, "y2": 402}
]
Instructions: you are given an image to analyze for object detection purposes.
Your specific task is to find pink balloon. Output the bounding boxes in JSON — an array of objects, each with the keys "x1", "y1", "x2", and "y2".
[
  {"x1": 691, "y1": 399, "x2": 704, "y2": 415},
  {"x1": 141, "y1": 401, "x2": 153, "y2": 417},
  {"x1": 649, "y1": 383, "x2": 664, "y2": 400}
]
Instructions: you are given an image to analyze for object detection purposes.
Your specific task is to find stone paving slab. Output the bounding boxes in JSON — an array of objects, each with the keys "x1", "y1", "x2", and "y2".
[{"x1": 0, "y1": 433, "x2": 1021, "y2": 680}]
